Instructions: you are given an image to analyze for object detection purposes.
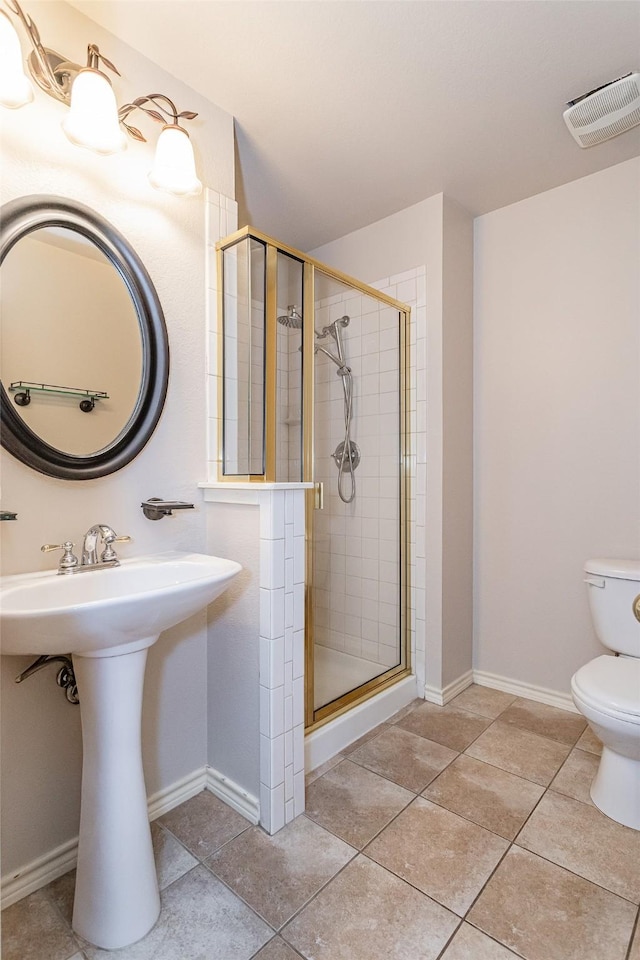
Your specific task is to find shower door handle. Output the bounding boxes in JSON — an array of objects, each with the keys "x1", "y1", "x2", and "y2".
[{"x1": 314, "y1": 482, "x2": 324, "y2": 510}]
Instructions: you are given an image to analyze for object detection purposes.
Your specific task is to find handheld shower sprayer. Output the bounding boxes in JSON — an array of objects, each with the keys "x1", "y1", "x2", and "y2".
[
  {"x1": 279, "y1": 309, "x2": 358, "y2": 503},
  {"x1": 314, "y1": 316, "x2": 358, "y2": 503}
]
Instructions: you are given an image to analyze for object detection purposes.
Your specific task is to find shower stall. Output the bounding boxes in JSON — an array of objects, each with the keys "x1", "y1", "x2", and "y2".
[{"x1": 218, "y1": 228, "x2": 409, "y2": 730}]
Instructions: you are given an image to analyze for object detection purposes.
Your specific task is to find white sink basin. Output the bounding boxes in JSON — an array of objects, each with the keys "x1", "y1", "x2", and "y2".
[
  {"x1": 0, "y1": 551, "x2": 241, "y2": 656},
  {"x1": 0, "y1": 549, "x2": 241, "y2": 950}
]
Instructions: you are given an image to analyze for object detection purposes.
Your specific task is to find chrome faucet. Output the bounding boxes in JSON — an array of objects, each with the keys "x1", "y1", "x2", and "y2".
[
  {"x1": 41, "y1": 525, "x2": 131, "y2": 574},
  {"x1": 81, "y1": 524, "x2": 131, "y2": 566}
]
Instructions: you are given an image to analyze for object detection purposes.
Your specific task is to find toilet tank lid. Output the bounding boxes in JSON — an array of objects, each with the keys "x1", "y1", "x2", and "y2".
[{"x1": 584, "y1": 558, "x2": 640, "y2": 581}]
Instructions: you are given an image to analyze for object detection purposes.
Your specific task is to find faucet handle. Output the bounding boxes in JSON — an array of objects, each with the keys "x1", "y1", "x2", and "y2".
[
  {"x1": 100, "y1": 534, "x2": 132, "y2": 563},
  {"x1": 41, "y1": 541, "x2": 79, "y2": 572}
]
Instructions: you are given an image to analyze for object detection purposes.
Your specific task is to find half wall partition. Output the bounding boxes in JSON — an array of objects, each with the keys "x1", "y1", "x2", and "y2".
[{"x1": 217, "y1": 228, "x2": 410, "y2": 730}]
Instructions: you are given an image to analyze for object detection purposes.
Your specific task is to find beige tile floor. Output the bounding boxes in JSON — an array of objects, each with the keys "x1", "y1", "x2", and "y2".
[{"x1": 3, "y1": 687, "x2": 640, "y2": 960}]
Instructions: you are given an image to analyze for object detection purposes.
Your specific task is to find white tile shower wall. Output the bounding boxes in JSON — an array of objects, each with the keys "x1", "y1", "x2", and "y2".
[
  {"x1": 314, "y1": 293, "x2": 392, "y2": 668},
  {"x1": 312, "y1": 271, "x2": 424, "y2": 685},
  {"x1": 205, "y1": 188, "x2": 239, "y2": 478}
]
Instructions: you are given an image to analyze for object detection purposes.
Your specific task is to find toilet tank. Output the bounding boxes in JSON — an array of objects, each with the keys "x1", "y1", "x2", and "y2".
[{"x1": 584, "y1": 559, "x2": 640, "y2": 657}]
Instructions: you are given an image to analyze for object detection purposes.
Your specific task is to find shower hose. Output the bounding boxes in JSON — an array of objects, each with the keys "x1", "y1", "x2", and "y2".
[{"x1": 337, "y1": 366, "x2": 356, "y2": 504}]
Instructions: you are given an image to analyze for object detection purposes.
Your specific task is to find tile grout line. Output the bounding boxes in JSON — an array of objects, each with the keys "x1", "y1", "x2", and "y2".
[
  {"x1": 348, "y1": 695, "x2": 585, "y2": 800},
  {"x1": 200, "y1": 814, "x2": 361, "y2": 938},
  {"x1": 346, "y1": 745, "x2": 460, "y2": 797},
  {"x1": 456, "y1": 786, "x2": 552, "y2": 926},
  {"x1": 275, "y1": 844, "x2": 363, "y2": 943},
  {"x1": 304, "y1": 693, "x2": 636, "y2": 959},
  {"x1": 157, "y1": 815, "x2": 254, "y2": 865},
  {"x1": 247, "y1": 935, "x2": 307, "y2": 960},
  {"x1": 507, "y1": 779, "x2": 640, "y2": 908},
  {"x1": 455, "y1": 701, "x2": 586, "y2": 787},
  {"x1": 448, "y1": 759, "x2": 640, "y2": 958},
  {"x1": 432, "y1": 917, "x2": 528, "y2": 960},
  {"x1": 7, "y1": 692, "x2": 624, "y2": 960},
  {"x1": 198, "y1": 854, "x2": 281, "y2": 935},
  {"x1": 39, "y1": 874, "x2": 87, "y2": 958},
  {"x1": 304, "y1": 693, "x2": 599, "y2": 930},
  {"x1": 346, "y1": 734, "x2": 602, "y2": 841},
  {"x1": 624, "y1": 907, "x2": 640, "y2": 960}
]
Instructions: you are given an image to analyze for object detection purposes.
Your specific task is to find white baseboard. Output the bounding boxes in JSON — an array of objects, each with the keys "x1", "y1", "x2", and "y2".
[
  {"x1": 472, "y1": 669, "x2": 578, "y2": 714},
  {"x1": 424, "y1": 669, "x2": 473, "y2": 706},
  {"x1": 422, "y1": 668, "x2": 577, "y2": 715},
  {"x1": 1, "y1": 765, "x2": 257, "y2": 910},
  {"x1": 148, "y1": 766, "x2": 208, "y2": 821},
  {"x1": 0, "y1": 836, "x2": 78, "y2": 912},
  {"x1": 205, "y1": 767, "x2": 260, "y2": 825}
]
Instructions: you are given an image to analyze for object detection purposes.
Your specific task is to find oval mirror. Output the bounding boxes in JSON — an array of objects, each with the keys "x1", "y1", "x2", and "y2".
[{"x1": 0, "y1": 196, "x2": 169, "y2": 480}]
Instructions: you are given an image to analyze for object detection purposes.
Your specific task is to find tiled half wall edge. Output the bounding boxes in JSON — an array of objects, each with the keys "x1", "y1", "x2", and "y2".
[{"x1": 200, "y1": 484, "x2": 311, "y2": 834}]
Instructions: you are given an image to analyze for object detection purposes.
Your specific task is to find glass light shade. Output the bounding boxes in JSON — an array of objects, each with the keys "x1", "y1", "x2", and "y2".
[
  {"x1": 0, "y1": 11, "x2": 34, "y2": 108},
  {"x1": 148, "y1": 124, "x2": 202, "y2": 197},
  {"x1": 62, "y1": 68, "x2": 126, "y2": 155}
]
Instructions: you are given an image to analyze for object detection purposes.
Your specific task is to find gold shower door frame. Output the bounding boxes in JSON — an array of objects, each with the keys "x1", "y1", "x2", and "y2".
[{"x1": 216, "y1": 227, "x2": 411, "y2": 731}]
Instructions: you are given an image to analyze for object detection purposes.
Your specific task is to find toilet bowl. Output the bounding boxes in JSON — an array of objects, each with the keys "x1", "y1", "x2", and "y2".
[{"x1": 571, "y1": 559, "x2": 640, "y2": 831}]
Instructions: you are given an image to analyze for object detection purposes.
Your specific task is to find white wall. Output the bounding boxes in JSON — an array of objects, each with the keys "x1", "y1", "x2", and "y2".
[
  {"x1": 0, "y1": 1, "x2": 234, "y2": 879},
  {"x1": 441, "y1": 197, "x2": 474, "y2": 687},
  {"x1": 474, "y1": 158, "x2": 640, "y2": 695},
  {"x1": 205, "y1": 504, "x2": 261, "y2": 798}
]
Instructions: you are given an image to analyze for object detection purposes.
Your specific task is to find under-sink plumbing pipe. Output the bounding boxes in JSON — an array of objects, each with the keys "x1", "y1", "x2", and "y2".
[{"x1": 15, "y1": 654, "x2": 79, "y2": 703}]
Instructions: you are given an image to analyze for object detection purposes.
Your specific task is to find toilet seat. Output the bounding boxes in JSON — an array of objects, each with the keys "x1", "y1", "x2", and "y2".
[{"x1": 572, "y1": 655, "x2": 640, "y2": 725}]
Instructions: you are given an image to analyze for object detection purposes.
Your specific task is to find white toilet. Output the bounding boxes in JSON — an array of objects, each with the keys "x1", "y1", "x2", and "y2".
[{"x1": 571, "y1": 558, "x2": 640, "y2": 830}]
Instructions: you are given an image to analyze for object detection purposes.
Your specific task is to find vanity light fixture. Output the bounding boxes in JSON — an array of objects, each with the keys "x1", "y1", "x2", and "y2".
[
  {"x1": 1, "y1": 0, "x2": 202, "y2": 196},
  {"x1": 148, "y1": 119, "x2": 201, "y2": 197},
  {"x1": 62, "y1": 44, "x2": 126, "y2": 155},
  {"x1": 0, "y1": 9, "x2": 33, "y2": 107},
  {"x1": 122, "y1": 94, "x2": 201, "y2": 197}
]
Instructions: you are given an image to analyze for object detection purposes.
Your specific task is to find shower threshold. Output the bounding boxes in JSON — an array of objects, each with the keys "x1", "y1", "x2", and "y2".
[{"x1": 314, "y1": 645, "x2": 396, "y2": 711}]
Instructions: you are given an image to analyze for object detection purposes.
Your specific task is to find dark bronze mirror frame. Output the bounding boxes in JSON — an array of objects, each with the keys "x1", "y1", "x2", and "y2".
[{"x1": 0, "y1": 195, "x2": 169, "y2": 480}]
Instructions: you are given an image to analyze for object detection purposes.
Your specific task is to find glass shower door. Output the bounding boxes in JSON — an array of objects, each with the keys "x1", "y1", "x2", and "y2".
[{"x1": 310, "y1": 271, "x2": 407, "y2": 721}]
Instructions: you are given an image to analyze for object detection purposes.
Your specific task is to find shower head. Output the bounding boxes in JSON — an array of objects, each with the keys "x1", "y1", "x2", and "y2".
[
  {"x1": 277, "y1": 305, "x2": 303, "y2": 329},
  {"x1": 318, "y1": 315, "x2": 350, "y2": 340}
]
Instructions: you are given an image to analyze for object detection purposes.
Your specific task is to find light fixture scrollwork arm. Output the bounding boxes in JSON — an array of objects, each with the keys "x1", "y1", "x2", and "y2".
[
  {"x1": 5, "y1": 0, "x2": 67, "y2": 101},
  {"x1": 118, "y1": 93, "x2": 198, "y2": 143}
]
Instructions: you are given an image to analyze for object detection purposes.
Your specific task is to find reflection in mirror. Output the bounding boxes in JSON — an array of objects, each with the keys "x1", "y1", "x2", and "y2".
[{"x1": 1, "y1": 227, "x2": 143, "y2": 456}]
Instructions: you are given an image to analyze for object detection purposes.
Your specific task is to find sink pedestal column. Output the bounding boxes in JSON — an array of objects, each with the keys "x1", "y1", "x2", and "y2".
[{"x1": 72, "y1": 639, "x2": 160, "y2": 950}]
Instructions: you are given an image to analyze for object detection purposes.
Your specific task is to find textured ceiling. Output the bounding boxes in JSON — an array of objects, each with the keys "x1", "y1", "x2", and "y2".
[{"x1": 67, "y1": 1, "x2": 640, "y2": 250}]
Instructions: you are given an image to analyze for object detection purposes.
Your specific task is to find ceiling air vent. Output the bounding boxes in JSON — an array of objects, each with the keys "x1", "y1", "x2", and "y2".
[{"x1": 563, "y1": 72, "x2": 640, "y2": 147}]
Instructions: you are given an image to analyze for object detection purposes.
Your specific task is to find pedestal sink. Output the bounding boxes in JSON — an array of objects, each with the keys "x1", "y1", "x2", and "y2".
[{"x1": 0, "y1": 551, "x2": 241, "y2": 949}]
